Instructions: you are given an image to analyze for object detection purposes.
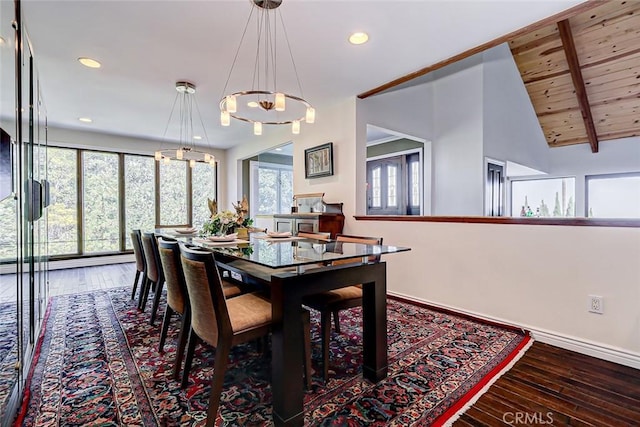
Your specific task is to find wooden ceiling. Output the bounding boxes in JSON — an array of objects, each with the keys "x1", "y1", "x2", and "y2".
[{"x1": 509, "y1": 1, "x2": 640, "y2": 152}]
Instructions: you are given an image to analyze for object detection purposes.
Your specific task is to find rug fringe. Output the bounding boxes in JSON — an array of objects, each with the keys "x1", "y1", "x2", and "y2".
[{"x1": 440, "y1": 335, "x2": 535, "y2": 427}]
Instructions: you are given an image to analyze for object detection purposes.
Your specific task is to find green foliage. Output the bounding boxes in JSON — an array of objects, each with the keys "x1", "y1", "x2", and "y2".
[{"x1": 202, "y1": 210, "x2": 253, "y2": 236}]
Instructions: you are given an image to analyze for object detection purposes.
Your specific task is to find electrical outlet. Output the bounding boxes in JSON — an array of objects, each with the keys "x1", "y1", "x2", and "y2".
[{"x1": 588, "y1": 295, "x2": 604, "y2": 314}]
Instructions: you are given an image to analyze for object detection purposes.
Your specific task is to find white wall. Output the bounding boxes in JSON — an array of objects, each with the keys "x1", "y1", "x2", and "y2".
[
  {"x1": 482, "y1": 43, "x2": 550, "y2": 172},
  {"x1": 432, "y1": 62, "x2": 484, "y2": 215}
]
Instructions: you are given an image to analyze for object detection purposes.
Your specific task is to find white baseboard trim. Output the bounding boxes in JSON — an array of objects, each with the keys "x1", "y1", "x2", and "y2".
[
  {"x1": 389, "y1": 291, "x2": 640, "y2": 370},
  {"x1": 0, "y1": 254, "x2": 135, "y2": 274}
]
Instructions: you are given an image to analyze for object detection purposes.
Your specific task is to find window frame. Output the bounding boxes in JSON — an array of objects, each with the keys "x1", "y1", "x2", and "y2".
[{"x1": 585, "y1": 171, "x2": 640, "y2": 219}]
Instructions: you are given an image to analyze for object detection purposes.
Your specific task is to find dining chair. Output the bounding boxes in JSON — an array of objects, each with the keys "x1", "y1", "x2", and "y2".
[
  {"x1": 140, "y1": 232, "x2": 165, "y2": 324},
  {"x1": 157, "y1": 237, "x2": 243, "y2": 380},
  {"x1": 297, "y1": 231, "x2": 331, "y2": 240},
  {"x1": 179, "y1": 245, "x2": 312, "y2": 425},
  {"x1": 130, "y1": 229, "x2": 146, "y2": 301},
  {"x1": 302, "y1": 233, "x2": 383, "y2": 381}
]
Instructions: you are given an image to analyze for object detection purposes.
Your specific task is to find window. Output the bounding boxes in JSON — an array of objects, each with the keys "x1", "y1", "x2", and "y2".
[
  {"x1": 192, "y1": 161, "x2": 217, "y2": 228},
  {"x1": 47, "y1": 147, "x2": 78, "y2": 255},
  {"x1": 159, "y1": 160, "x2": 188, "y2": 226},
  {"x1": 366, "y1": 153, "x2": 421, "y2": 215},
  {"x1": 586, "y1": 173, "x2": 640, "y2": 218},
  {"x1": 486, "y1": 161, "x2": 504, "y2": 216},
  {"x1": 83, "y1": 151, "x2": 120, "y2": 253},
  {"x1": 511, "y1": 177, "x2": 575, "y2": 217},
  {"x1": 124, "y1": 155, "x2": 155, "y2": 248},
  {"x1": 250, "y1": 161, "x2": 293, "y2": 216}
]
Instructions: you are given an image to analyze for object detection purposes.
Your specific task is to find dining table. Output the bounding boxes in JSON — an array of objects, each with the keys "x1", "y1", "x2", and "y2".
[{"x1": 163, "y1": 230, "x2": 411, "y2": 426}]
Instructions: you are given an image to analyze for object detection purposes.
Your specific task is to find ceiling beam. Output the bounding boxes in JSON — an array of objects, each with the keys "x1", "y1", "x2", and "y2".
[
  {"x1": 557, "y1": 19, "x2": 599, "y2": 153},
  {"x1": 357, "y1": 0, "x2": 606, "y2": 99}
]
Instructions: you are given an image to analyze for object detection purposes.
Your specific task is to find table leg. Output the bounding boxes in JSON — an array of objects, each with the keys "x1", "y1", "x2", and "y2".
[
  {"x1": 362, "y1": 262, "x2": 388, "y2": 382},
  {"x1": 271, "y1": 275, "x2": 304, "y2": 427}
]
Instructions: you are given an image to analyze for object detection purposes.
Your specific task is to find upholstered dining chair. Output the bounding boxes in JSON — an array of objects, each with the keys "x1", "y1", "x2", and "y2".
[
  {"x1": 179, "y1": 245, "x2": 312, "y2": 425},
  {"x1": 302, "y1": 234, "x2": 383, "y2": 381},
  {"x1": 157, "y1": 237, "x2": 243, "y2": 380},
  {"x1": 130, "y1": 229, "x2": 146, "y2": 301},
  {"x1": 297, "y1": 231, "x2": 331, "y2": 240},
  {"x1": 140, "y1": 232, "x2": 165, "y2": 325}
]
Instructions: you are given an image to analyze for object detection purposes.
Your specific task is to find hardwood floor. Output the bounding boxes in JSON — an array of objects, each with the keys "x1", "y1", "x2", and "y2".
[
  {"x1": 456, "y1": 342, "x2": 640, "y2": 426},
  {"x1": 4, "y1": 263, "x2": 639, "y2": 425}
]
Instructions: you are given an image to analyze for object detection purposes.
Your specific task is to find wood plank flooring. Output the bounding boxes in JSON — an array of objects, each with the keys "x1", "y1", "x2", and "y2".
[
  {"x1": 3, "y1": 263, "x2": 639, "y2": 425},
  {"x1": 456, "y1": 342, "x2": 640, "y2": 426}
]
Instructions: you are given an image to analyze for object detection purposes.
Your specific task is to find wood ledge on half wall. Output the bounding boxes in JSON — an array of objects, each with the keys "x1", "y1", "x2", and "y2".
[{"x1": 354, "y1": 215, "x2": 640, "y2": 228}]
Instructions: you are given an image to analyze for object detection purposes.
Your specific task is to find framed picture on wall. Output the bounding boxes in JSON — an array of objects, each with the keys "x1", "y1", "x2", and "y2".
[{"x1": 304, "y1": 142, "x2": 333, "y2": 179}]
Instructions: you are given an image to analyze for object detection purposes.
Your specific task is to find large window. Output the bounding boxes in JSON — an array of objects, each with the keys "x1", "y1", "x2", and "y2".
[
  {"x1": 192, "y1": 162, "x2": 217, "y2": 228},
  {"x1": 159, "y1": 160, "x2": 188, "y2": 226},
  {"x1": 83, "y1": 151, "x2": 120, "y2": 253},
  {"x1": 47, "y1": 147, "x2": 78, "y2": 255},
  {"x1": 587, "y1": 173, "x2": 640, "y2": 218},
  {"x1": 124, "y1": 155, "x2": 156, "y2": 248},
  {"x1": 250, "y1": 161, "x2": 293, "y2": 216},
  {"x1": 511, "y1": 177, "x2": 575, "y2": 217}
]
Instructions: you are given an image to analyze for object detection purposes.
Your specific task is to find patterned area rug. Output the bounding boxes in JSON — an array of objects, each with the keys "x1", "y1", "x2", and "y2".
[
  {"x1": 0, "y1": 302, "x2": 19, "y2": 416},
  {"x1": 16, "y1": 288, "x2": 531, "y2": 426}
]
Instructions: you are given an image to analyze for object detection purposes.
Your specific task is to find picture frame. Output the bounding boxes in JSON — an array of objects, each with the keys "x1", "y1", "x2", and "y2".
[{"x1": 304, "y1": 142, "x2": 334, "y2": 179}]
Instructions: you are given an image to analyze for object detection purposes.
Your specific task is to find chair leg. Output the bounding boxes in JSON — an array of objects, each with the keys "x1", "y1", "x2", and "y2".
[
  {"x1": 205, "y1": 340, "x2": 231, "y2": 427},
  {"x1": 138, "y1": 275, "x2": 150, "y2": 311},
  {"x1": 321, "y1": 311, "x2": 331, "y2": 381},
  {"x1": 158, "y1": 306, "x2": 174, "y2": 353},
  {"x1": 181, "y1": 328, "x2": 198, "y2": 388},
  {"x1": 149, "y1": 280, "x2": 164, "y2": 325},
  {"x1": 302, "y1": 310, "x2": 312, "y2": 389},
  {"x1": 332, "y1": 310, "x2": 341, "y2": 333},
  {"x1": 173, "y1": 308, "x2": 191, "y2": 381},
  {"x1": 131, "y1": 270, "x2": 140, "y2": 300}
]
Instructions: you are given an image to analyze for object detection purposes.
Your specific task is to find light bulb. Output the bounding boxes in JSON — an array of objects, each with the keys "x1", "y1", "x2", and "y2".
[
  {"x1": 163, "y1": 156, "x2": 170, "y2": 164},
  {"x1": 209, "y1": 157, "x2": 216, "y2": 166},
  {"x1": 275, "y1": 93, "x2": 285, "y2": 111},
  {"x1": 292, "y1": 120, "x2": 300, "y2": 134},
  {"x1": 204, "y1": 153, "x2": 211, "y2": 163},
  {"x1": 176, "y1": 149, "x2": 183, "y2": 160},
  {"x1": 306, "y1": 107, "x2": 315, "y2": 124},
  {"x1": 154, "y1": 151, "x2": 162, "y2": 161},
  {"x1": 189, "y1": 159, "x2": 196, "y2": 168},
  {"x1": 221, "y1": 110, "x2": 230, "y2": 126},
  {"x1": 227, "y1": 95, "x2": 237, "y2": 113},
  {"x1": 254, "y1": 121, "x2": 263, "y2": 136}
]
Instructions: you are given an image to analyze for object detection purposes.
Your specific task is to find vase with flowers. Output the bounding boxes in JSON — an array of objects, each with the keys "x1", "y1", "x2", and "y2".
[{"x1": 202, "y1": 196, "x2": 253, "y2": 237}]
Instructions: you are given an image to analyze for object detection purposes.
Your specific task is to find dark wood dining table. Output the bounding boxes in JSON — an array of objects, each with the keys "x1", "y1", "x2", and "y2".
[{"x1": 166, "y1": 232, "x2": 410, "y2": 426}]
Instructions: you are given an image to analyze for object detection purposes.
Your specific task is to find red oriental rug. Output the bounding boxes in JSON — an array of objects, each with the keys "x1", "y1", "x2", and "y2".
[{"x1": 15, "y1": 288, "x2": 531, "y2": 426}]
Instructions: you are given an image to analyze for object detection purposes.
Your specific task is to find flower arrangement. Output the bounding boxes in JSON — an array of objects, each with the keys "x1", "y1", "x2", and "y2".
[
  {"x1": 202, "y1": 210, "x2": 253, "y2": 236},
  {"x1": 202, "y1": 196, "x2": 253, "y2": 236}
]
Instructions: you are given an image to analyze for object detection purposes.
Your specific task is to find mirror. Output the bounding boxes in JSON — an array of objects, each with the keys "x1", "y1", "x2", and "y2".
[{"x1": 359, "y1": 42, "x2": 640, "y2": 219}]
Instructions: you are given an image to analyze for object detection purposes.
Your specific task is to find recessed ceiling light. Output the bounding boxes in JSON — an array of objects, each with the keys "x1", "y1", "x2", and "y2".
[
  {"x1": 349, "y1": 32, "x2": 369, "y2": 45},
  {"x1": 78, "y1": 57, "x2": 101, "y2": 68},
  {"x1": 275, "y1": 147, "x2": 282, "y2": 151},
  {"x1": 247, "y1": 101, "x2": 259, "y2": 108},
  {"x1": 193, "y1": 135, "x2": 202, "y2": 140},
  {"x1": 78, "y1": 117, "x2": 93, "y2": 123},
  {"x1": 0, "y1": 36, "x2": 6, "y2": 45}
]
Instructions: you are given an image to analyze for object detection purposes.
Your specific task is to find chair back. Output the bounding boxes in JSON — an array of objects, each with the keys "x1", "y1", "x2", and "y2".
[
  {"x1": 297, "y1": 231, "x2": 331, "y2": 241},
  {"x1": 179, "y1": 244, "x2": 231, "y2": 346},
  {"x1": 141, "y1": 232, "x2": 163, "y2": 283},
  {"x1": 158, "y1": 237, "x2": 188, "y2": 314},
  {"x1": 334, "y1": 234, "x2": 383, "y2": 265},
  {"x1": 130, "y1": 229, "x2": 145, "y2": 272}
]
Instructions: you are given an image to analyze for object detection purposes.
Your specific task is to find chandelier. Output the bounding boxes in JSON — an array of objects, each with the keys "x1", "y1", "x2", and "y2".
[
  {"x1": 155, "y1": 81, "x2": 216, "y2": 167},
  {"x1": 219, "y1": 0, "x2": 315, "y2": 136}
]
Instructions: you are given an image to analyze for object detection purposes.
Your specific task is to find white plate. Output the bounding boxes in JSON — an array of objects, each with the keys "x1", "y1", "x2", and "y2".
[
  {"x1": 208, "y1": 233, "x2": 238, "y2": 242},
  {"x1": 175, "y1": 228, "x2": 197, "y2": 234},
  {"x1": 267, "y1": 231, "x2": 292, "y2": 238}
]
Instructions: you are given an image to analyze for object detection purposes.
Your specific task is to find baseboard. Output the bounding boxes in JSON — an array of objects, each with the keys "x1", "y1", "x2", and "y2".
[
  {"x1": 388, "y1": 291, "x2": 640, "y2": 370},
  {"x1": 0, "y1": 254, "x2": 134, "y2": 274}
]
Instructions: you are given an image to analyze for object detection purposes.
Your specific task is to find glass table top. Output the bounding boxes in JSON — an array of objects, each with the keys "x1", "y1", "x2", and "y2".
[{"x1": 165, "y1": 232, "x2": 410, "y2": 269}]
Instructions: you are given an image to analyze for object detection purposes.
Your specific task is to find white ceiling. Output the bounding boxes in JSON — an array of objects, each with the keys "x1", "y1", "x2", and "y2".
[{"x1": 12, "y1": 0, "x2": 583, "y2": 150}]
